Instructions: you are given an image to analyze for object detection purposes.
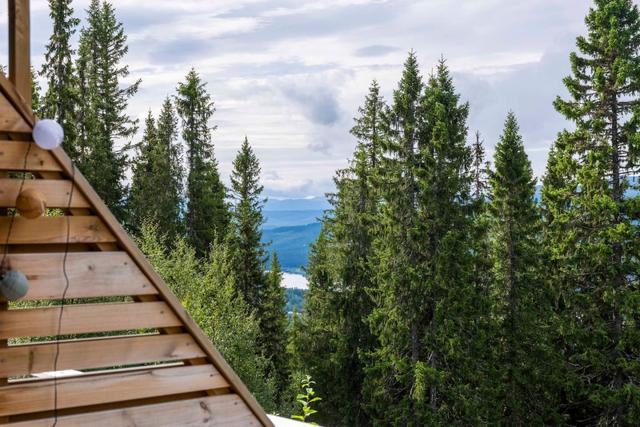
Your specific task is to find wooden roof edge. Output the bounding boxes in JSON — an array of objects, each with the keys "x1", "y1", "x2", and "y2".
[
  {"x1": 0, "y1": 81, "x2": 275, "y2": 427},
  {"x1": 0, "y1": 73, "x2": 34, "y2": 127}
]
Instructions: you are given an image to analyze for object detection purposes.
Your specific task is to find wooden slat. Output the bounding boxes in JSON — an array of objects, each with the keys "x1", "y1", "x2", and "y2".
[
  {"x1": 0, "y1": 179, "x2": 89, "y2": 208},
  {"x1": 0, "y1": 364, "x2": 228, "y2": 417},
  {"x1": 0, "y1": 302, "x2": 181, "y2": 339},
  {"x1": 5, "y1": 252, "x2": 156, "y2": 300},
  {"x1": 0, "y1": 141, "x2": 61, "y2": 171},
  {"x1": 0, "y1": 75, "x2": 34, "y2": 128},
  {"x1": 0, "y1": 74, "x2": 274, "y2": 426},
  {"x1": 46, "y1": 148, "x2": 275, "y2": 427},
  {"x1": 0, "y1": 93, "x2": 30, "y2": 133},
  {"x1": 8, "y1": 0, "x2": 31, "y2": 111},
  {"x1": 4, "y1": 394, "x2": 259, "y2": 426},
  {"x1": 0, "y1": 216, "x2": 115, "y2": 245},
  {"x1": 0, "y1": 333, "x2": 205, "y2": 377}
]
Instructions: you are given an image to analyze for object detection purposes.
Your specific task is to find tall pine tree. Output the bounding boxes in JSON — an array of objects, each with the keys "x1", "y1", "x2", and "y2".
[
  {"x1": 262, "y1": 253, "x2": 289, "y2": 396},
  {"x1": 76, "y1": 0, "x2": 140, "y2": 221},
  {"x1": 307, "y1": 80, "x2": 384, "y2": 426},
  {"x1": 367, "y1": 55, "x2": 487, "y2": 424},
  {"x1": 129, "y1": 111, "x2": 157, "y2": 230},
  {"x1": 543, "y1": 0, "x2": 640, "y2": 423},
  {"x1": 229, "y1": 137, "x2": 267, "y2": 308},
  {"x1": 175, "y1": 69, "x2": 228, "y2": 256},
  {"x1": 489, "y1": 112, "x2": 561, "y2": 425},
  {"x1": 40, "y1": 0, "x2": 80, "y2": 158},
  {"x1": 154, "y1": 98, "x2": 183, "y2": 243},
  {"x1": 129, "y1": 99, "x2": 183, "y2": 244}
]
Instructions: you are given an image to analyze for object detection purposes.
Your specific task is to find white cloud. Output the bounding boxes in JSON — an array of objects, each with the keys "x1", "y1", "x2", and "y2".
[{"x1": 28, "y1": 0, "x2": 592, "y2": 196}]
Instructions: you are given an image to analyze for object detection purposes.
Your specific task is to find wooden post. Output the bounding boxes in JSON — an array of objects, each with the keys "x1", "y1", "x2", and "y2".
[
  {"x1": 0, "y1": 166, "x2": 7, "y2": 424},
  {"x1": 8, "y1": 0, "x2": 31, "y2": 111}
]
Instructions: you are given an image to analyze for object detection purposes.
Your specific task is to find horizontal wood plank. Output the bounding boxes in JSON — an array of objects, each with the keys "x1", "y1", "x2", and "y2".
[
  {"x1": 5, "y1": 252, "x2": 156, "y2": 300},
  {"x1": 0, "y1": 302, "x2": 181, "y2": 339},
  {"x1": 0, "y1": 364, "x2": 229, "y2": 417},
  {"x1": 4, "y1": 394, "x2": 259, "y2": 426},
  {"x1": 0, "y1": 216, "x2": 115, "y2": 245},
  {"x1": 0, "y1": 141, "x2": 60, "y2": 171},
  {"x1": 0, "y1": 333, "x2": 205, "y2": 377},
  {"x1": 0, "y1": 179, "x2": 89, "y2": 208}
]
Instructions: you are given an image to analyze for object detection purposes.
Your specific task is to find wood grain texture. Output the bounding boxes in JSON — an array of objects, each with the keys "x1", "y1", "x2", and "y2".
[
  {"x1": 46, "y1": 146, "x2": 275, "y2": 427},
  {"x1": 0, "y1": 302, "x2": 181, "y2": 339},
  {"x1": 0, "y1": 141, "x2": 61, "y2": 171},
  {"x1": 8, "y1": 0, "x2": 31, "y2": 111},
  {"x1": 0, "y1": 77, "x2": 274, "y2": 425},
  {"x1": 0, "y1": 94, "x2": 30, "y2": 133},
  {"x1": 3, "y1": 394, "x2": 259, "y2": 426},
  {"x1": 4, "y1": 252, "x2": 156, "y2": 300},
  {"x1": 0, "y1": 179, "x2": 89, "y2": 208},
  {"x1": 0, "y1": 333, "x2": 205, "y2": 377},
  {"x1": 0, "y1": 216, "x2": 115, "y2": 245},
  {"x1": 0, "y1": 364, "x2": 229, "y2": 417},
  {"x1": 0, "y1": 75, "x2": 34, "y2": 128}
]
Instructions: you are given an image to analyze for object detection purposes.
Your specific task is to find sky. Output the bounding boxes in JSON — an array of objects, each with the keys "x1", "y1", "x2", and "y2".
[{"x1": 5, "y1": 0, "x2": 593, "y2": 198}]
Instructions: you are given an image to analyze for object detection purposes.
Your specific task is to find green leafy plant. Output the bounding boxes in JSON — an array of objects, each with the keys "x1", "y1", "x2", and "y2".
[{"x1": 292, "y1": 375, "x2": 321, "y2": 424}]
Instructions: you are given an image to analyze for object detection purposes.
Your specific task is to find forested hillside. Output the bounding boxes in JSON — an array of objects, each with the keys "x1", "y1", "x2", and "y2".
[{"x1": 32, "y1": 0, "x2": 640, "y2": 425}]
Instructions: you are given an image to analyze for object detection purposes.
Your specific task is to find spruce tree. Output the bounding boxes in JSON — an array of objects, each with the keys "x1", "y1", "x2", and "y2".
[
  {"x1": 288, "y1": 227, "x2": 339, "y2": 423},
  {"x1": 367, "y1": 56, "x2": 487, "y2": 424},
  {"x1": 129, "y1": 112, "x2": 157, "y2": 233},
  {"x1": 489, "y1": 113, "x2": 561, "y2": 425},
  {"x1": 129, "y1": 100, "x2": 182, "y2": 243},
  {"x1": 229, "y1": 138, "x2": 292, "y2": 395},
  {"x1": 229, "y1": 137, "x2": 267, "y2": 307},
  {"x1": 261, "y1": 252, "x2": 289, "y2": 395},
  {"x1": 471, "y1": 130, "x2": 490, "y2": 200},
  {"x1": 175, "y1": 69, "x2": 228, "y2": 256},
  {"x1": 76, "y1": 0, "x2": 140, "y2": 222},
  {"x1": 543, "y1": 0, "x2": 640, "y2": 423},
  {"x1": 31, "y1": 67, "x2": 43, "y2": 116},
  {"x1": 299, "y1": 80, "x2": 385, "y2": 426},
  {"x1": 154, "y1": 98, "x2": 183, "y2": 244},
  {"x1": 40, "y1": 0, "x2": 80, "y2": 158}
]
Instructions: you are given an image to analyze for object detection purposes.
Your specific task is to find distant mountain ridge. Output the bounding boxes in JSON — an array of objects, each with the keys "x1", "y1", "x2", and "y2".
[
  {"x1": 263, "y1": 222, "x2": 322, "y2": 274},
  {"x1": 262, "y1": 197, "x2": 328, "y2": 274}
]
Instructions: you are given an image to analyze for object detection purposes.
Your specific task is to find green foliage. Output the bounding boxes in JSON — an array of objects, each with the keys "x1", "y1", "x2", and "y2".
[
  {"x1": 229, "y1": 137, "x2": 267, "y2": 308},
  {"x1": 129, "y1": 99, "x2": 182, "y2": 243},
  {"x1": 488, "y1": 112, "x2": 562, "y2": 424},
  {"x1": 292, "y1": 375, "x2": 322, "y2": 424},
  {"x1": 40, "y1": 0, "x2": 80, "y2": 158},
  {"x1": 137, "y1": 221, "x2": 278, "y2": 411},
  {"x1": 288, "y1": 228, "x2": 340, "y2": 419},
  {"x1": 365, "y1": 54, "x2": 490, "y2": 425},
  {"x1": 284, "y1": 289, "x2": 306, "y2": 313},
  {"x1": 31, "y1": 67, "x2": 43, "y2": 116},
  {"x1": 75, "y1": 0, "x2": 140, "y2": 222},
  {"x1": 543, "y1": 0, "x2": 640, "y2": 423},
  {"x1": 261, "y1": 253, "x2": 290, "y2": 395},
  {"x1": 175, "y1": 68, "x2": 228, "y2": 257},
  {"x1": 302, "y1": 80, "x2": 383, "y2": 426}
]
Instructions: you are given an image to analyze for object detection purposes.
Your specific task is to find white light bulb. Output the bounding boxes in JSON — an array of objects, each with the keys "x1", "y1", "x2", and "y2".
[{"x1": 33, "y1": 119, "x2": 64, "y2": 150}]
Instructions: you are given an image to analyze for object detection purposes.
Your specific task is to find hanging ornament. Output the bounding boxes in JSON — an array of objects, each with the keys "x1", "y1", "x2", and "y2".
[
  {"x1": 0, "y1": 269, "x2": 29, "y2": 301},
  {"x1": 16, "y1": 188, "x2": 46, "y2": 219},
  {"x1": 32, "y1": 119, "x2": 64, "y2": 150}
]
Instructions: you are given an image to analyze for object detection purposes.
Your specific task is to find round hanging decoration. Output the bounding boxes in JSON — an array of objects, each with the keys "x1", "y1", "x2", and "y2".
[
  {"x1": 16, "y1": 188, "x2": 46, "y2": 219},
  {"x1": 0, "y1": 269, "x2": 29, "y2": 301},
  {"x1": 32, "y1": 119, "x2": 64, "y2": 150}
]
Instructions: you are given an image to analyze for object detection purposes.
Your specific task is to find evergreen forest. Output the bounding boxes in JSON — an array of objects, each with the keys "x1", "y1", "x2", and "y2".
[{"x1": 29, "y1": 0, "x2": 640, "y2": 425}]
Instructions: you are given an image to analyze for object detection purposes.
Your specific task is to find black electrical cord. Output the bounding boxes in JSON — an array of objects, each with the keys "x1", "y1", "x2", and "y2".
[{"x1": 52, "y1": 160, "x2": 75, "y2": 427}]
